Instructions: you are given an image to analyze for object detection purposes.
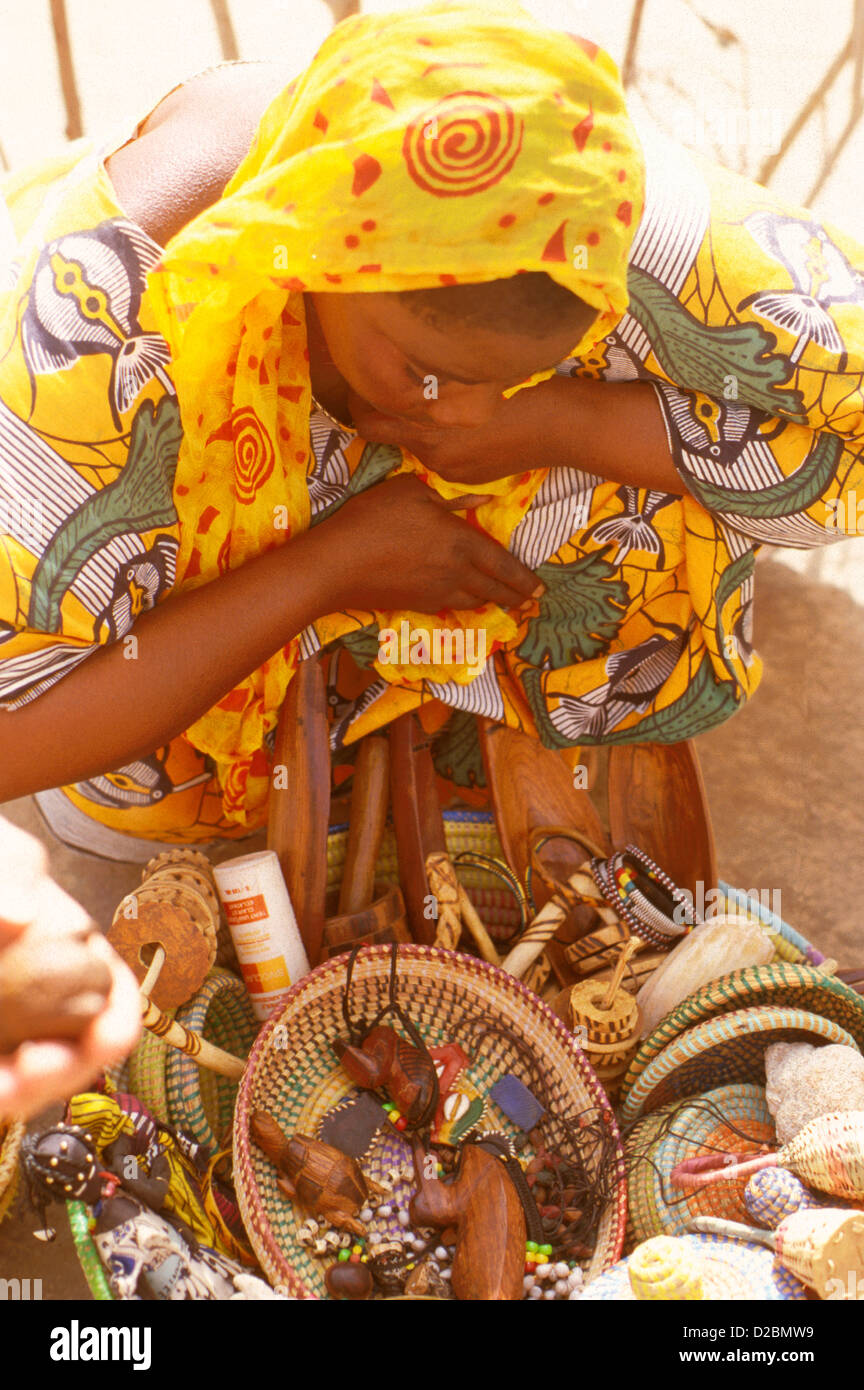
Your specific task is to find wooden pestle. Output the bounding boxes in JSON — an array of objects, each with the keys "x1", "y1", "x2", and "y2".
[
  {"x1": 337, "y1": 732, "x2": 390, "y2": 916},
  {"x1": 267, "y1": 655, "x2": 330, "y2": 967},
  {"x1": 389, "y1": 712, "x2": 445, "y2": 944}
]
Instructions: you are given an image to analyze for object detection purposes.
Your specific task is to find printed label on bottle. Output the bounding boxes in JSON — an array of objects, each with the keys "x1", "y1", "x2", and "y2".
[
  {"x1": 238, "y1": 955, "x2": 292, "y2": 996},
  {"x1": 224, "y1": 894, "x2": 269, "y2": 926}
]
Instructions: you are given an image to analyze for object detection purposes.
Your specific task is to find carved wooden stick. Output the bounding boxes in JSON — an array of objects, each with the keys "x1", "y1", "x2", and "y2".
[
  {"x1": 337, "y1": 733, "x2": 390, "y2": 917},
  {"x1": 500, "y1": 864, "x2": 618, "y2": 980},
  {"x1": 138, "y1": 945, "x2": 245, "y2": 1079},
  {"x1": 425, "y1": 853, "x2": 500, "y2": 964}
]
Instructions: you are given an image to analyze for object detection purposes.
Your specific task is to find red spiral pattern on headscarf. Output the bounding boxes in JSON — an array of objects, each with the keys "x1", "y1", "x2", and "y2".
[
  {"x1": 402, "y1": 91, "x2": 524, "y2": 197},
  {"x1": 230, "y1": 409, "x2": 276, "y2": 505}
]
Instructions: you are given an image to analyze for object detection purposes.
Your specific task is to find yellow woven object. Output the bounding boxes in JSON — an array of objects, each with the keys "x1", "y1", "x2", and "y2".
[{"x1": 628, "y1": 1236, "x2": 704, "y2": 1301}]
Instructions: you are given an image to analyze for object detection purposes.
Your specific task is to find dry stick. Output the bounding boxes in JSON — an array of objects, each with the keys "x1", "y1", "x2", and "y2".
[
  {"x1": 455, "y1": 881, "x2": 500, "y2": 966},
  {"x1": 138, "y1": 945, "x2": 245, "y2": 1080},
  {"x1": 600, "y1": 940, "x2": 639, "y2": 1011},
  {"x1": 425, "y1": 852, "x2": 499, "y2": 964}
]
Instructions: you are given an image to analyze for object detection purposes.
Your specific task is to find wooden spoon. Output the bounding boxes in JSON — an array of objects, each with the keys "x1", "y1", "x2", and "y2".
[
  {"x1": 478, "y1": 717, "x2": 609, "y2": 896},
  {"x1": 337, "y1": 733, "x2": 390, "y2": 917},
  {"x1": 607, "y1": 739, "x2": 717, "y2": 901},
  {"x1": 389, "y1": 712, "x2": 445, "y2": 944},
  {"x1": 267, "y1": 656, "x2": 330, "y2": 967}
]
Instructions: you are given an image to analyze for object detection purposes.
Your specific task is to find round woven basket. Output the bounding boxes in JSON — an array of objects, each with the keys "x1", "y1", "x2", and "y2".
[
  {"x1": 579, "y1": 1231, "x2": 806, "y2": 1301},
  {"x1": 625, "y1": 1084, "x2": 775, "y2": 1248},
  {"x1": 0, "y1": 1120, "x2": 24, "y2": 1224},
  {"x1": 623, "y1": 963, "x2": 864, "y2": 1096},
  {"x1": 619, "y1": 1005, "x2": 859, "y2": 1124},
  {"x1": 166, "y1": 967, "x2": 259, "y2": 1153},
  {"x1": 234, "y1": 942, "x2": 627, "y2": 1298}
]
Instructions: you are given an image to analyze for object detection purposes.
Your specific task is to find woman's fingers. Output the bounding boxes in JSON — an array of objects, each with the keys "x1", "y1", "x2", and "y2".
[
  {"x1": 81, "y1": 933, "x2": 142, "y2": 1061},
  {"x1": 0, "y1": 1041, "x2": 99, "y2": 1121}
]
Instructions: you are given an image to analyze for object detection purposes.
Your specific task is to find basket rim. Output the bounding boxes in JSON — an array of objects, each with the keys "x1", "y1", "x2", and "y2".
[
  {"x1": 620, "y1": 1003, "x2": 859, "y2": 1123},
  {"x1": 622, "y1": 962, "x2": 864, "y2": 1096},
  {"x1": 233, "y1": 941, "x2": 628, "y2": 1298}
]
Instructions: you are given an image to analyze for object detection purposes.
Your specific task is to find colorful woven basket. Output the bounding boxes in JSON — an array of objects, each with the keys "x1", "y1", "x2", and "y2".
[
  {"x1": 625, "y1": 1084, "x2": 775, "y2": 1249},
  {"x1": 579, "y1": 1231, "x2": 807, "y2": 1301},
  {"x1": 234, "y1": 942, "x2": 627, "y2": 1298},
  {"x1": 165, "y1": 967, "x2": 258, "y2": 1152},
  {"x1": 623, "y1": 963, "x2": 864, "y2": 1096},
  {"x1": 619, "y1": 1005, "x2": 859, "y2": 1123}
]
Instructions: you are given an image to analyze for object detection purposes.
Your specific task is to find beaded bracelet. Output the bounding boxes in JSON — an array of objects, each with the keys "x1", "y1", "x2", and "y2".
[{"x1": 589, "y1": 846, "x2": 699, "y2": 951}]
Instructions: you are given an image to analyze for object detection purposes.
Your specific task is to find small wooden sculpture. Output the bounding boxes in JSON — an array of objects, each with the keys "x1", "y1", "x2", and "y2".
[
  {"x1": 334, "y1": 1025, "x2": 438, "y2": 1129},
  {"x1": 409, "y1": 1139, "x2": 526, "y2": 1301},
  {"x1": 250, "y1": 1112, "x2": 381, "y2": 1236}
]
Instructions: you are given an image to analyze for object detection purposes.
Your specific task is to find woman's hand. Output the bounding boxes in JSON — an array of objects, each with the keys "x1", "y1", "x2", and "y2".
[
  {"x1": 0, "y1": 818, "x2": 141, "y2": 1120},
  {"x1": 316, "y1": 473, "x2": 543, "y2": 613},
  {"x1": 347, "y1": 378, "x2": 558, "y2": 485}
]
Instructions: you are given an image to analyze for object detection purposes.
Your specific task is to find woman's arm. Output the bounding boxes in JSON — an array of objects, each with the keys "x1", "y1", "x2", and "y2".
[
  {"x1": 0, "y1": 477, "x2": 541, "y2": 802},
  {"x1": 349, "y1": 372, "x2": 687, "y2": 494}
]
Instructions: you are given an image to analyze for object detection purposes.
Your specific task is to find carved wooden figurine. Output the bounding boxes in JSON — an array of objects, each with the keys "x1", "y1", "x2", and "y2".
[
  {"x1": 250, "y1": 1112, "x2": 383, "y2": 1237},
  {"x1": 334, "y1": 1025, "x2": 438, "y2": 1129},
  {"x1": 409, "y1": 1139, "x2": 526, "y2": 1301}
]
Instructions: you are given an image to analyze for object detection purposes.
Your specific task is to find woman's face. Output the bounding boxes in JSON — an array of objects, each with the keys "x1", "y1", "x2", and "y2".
[{"x1": 308, "y1": 289, "x2": 595, "y2": 433}]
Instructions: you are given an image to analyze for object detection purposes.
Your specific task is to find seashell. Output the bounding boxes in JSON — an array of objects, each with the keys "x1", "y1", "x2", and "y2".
[
  {"x1": 635, "y1": 916, "x2": 774, "y2": 1037},
  {"x1": 443, "y1": 1092, "x2": 471, "y2": 1123},
  {"x1": 765, "y1": 1043, "x2": 864, "y2": 1145}
]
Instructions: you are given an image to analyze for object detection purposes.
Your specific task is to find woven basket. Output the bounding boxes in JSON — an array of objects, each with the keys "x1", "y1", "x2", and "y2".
[
  {"x1": 0, "y1": 1120, "x2": 24, "y2": 1224},
  {"x1": 619, "y1": 1005, "x2": 859, "y2": 1124},
  {"x1": 165, "y1": 968, "x2": 258, "y2": 1152},
  {"x1": 579, "y1": 1231, "x2": 806, "y2": 1301},
  {"x1": 623, "y1": 963, "x2": 864, "y2": 1096},
  {"x1": 625, "y1": 1083, "x2": 775, "y2": 1248},
  {"x1": 234, "y1": 942, "x2": 627, "y2": 1298},
  {"x1": 329, "y1": 809, "x2": 524, "y2": 941}
]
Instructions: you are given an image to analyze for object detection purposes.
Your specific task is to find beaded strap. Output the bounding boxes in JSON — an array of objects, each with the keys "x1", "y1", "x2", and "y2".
[
  {"x1": 67, "y1": 1201, "x2": 114, "y2": 1301},
  {"x1": 590, "y1": 846, "x2": 698, "y2": 951}
]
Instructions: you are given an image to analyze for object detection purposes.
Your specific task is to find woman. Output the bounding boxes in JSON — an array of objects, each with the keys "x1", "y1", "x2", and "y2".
[{"x1": 0, "y1": 1, "x2": 861, "y2": 858}]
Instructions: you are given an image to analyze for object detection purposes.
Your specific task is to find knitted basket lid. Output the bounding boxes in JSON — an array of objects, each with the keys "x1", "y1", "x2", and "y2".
[
  {"x1": 234, "y1": 943, "x2": 627, "y2": 1298},
  {"x1": 580, "y1": 1232, "x2": 806, "y2": 1301},
  {"x1": 619, "y1": 1005, "x2": 858, "y2": 1124},
  {"x1": 622, "y1": 964, "x2": 864, "y2": 1098},
  {"x1": 625, "y1": 1083, "x2": 775, "y2": 1247}
]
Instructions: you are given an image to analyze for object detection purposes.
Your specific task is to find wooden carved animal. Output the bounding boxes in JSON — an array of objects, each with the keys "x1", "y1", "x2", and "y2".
[
  {"x1": 333, "y1": 1025, "x2": 437, "y2": 1128},
  {"x1": 409, "y1": 1140, "x2": 526, "y2": 1301},
  {"x1": 250, "y1": 1111, "x2": 381, "y2": 1237}
]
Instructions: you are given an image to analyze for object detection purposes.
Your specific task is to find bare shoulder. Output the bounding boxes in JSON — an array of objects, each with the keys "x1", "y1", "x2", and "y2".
[{"x1": 105, "y1": 61, "x2": 297, "y2": 246}]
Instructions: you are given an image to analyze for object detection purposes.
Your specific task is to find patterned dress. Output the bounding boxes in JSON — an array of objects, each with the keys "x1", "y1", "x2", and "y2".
[{"x1": 1, "y1": 85, "x2": 862, "y2": 855}]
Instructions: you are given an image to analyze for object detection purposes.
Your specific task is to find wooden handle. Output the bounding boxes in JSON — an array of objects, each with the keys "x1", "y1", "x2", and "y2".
[
  {"x1": 338, "y1": 734, "x2": 390, "y2": 916},
  {"x1": 267, "y1": 656, "x2": 330, "y2": 967},
  {"x1": 478, "y1": 717, "x2": 609, "y2": 895},
  {"x1": 141, "y1": 995, "x2": 245, "y2": 1080},
  {"x1": 389, "y1": 713, "x2": 446, "y2": 944},
  {"x1": 607, "y1": 740, "x2": 717, "y2": 899}
]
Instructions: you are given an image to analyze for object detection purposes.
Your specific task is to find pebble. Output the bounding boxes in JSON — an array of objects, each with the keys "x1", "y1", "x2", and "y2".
[{"x1": 434, "y1": 1246, "x2": 449, "y2": 1262}]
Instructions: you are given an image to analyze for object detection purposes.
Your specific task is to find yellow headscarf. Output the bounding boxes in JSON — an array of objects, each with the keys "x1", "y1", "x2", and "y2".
[{"x1": 147, "y1": 0, "x2": 644, "y2": 826}]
